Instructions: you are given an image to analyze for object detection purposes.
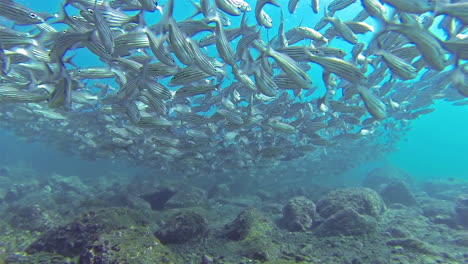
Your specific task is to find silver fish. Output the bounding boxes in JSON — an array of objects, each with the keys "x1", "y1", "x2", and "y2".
[{"x1": 0, "y1": 0, "x2": 46, "y2": 25}]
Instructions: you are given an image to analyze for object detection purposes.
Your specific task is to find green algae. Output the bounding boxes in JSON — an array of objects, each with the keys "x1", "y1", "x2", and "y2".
[
  {"x1": 227, "y1": 208, "x2": 280, "y2": 261},
  {"x1": 80, "y1": 227, "x2": 180, "y2": 263}
]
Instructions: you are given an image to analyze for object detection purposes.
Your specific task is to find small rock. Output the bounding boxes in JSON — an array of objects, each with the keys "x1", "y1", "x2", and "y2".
[
  {"x1": 200, "y1": 255, "x2": 214, "y2": 264},
  {"x1": 155, "y1": 210, "x2": 208, "y2": 244},
  {"x1": 385, "y1": 227, "x2": 410, "y2": 238}
]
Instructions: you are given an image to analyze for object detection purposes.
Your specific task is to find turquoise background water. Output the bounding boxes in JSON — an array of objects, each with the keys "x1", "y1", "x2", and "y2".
[{"x1": 0, "y1": 0, "x2": 467, "y2": 184}]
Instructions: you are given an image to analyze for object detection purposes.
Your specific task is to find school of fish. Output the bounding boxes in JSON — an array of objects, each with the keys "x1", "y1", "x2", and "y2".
[{"x1": 0, "y1": 0, "x2": 467, "y2": 175}]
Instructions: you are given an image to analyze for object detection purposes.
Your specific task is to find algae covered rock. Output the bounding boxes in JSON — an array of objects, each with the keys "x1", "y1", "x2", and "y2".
[
  {"x1": 165, "y1": 184, "x2": 208, "y2": 209},
  {"x1": 363, "y1": 166, "x2": 413, "y2": 191},
  {"x1": 386, "y1": 238, "x2": 437, "y2": 255},
  {"x1": 315, "y1": 207, "x2": 378, "y2": 236},
  {"x1": 316, "y1": 187, "x2": 385, "y2": 219},
  {"x1": 155, "y1": 209, "x2": 208, "y2": 244},
  {"x1": 80, "y1": 227, "x2": 179, "y2": 264},
  {"x1": 141, "y1": 185, "x2": 176, "y2": 210},
  {"x1": 280, "y1": 196, "x2": 316, "y2": 232},
  {"x1": 7, "y1": 204, "x2": 56, "y2": 232},
  {"x1": 455, "y1": 194, "x2": 468, "y2": 228},
  {"x1": 26, "y1": 207, "x2": 149, "y2": 257},
  {"x1": 224, "y1": 208, "x2": 279, "y2": 261},
  {"x1": 379, "y1": 181, "x2": 417, "y2": 206},
  {"x1": 5, "y1": 251, "x2": 74, "y2": 264}
]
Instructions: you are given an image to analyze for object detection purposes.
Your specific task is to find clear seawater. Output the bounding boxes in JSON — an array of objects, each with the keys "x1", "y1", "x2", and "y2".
[
  {"x1": 0, "y1": 0, "x2": 468, "y2": 263},
  {"x1": 0, "y1": 0, "x2": 468, "y2": 180},
  {"x1": 1, "y1": 0, "x2": 466, "y2": 184}
]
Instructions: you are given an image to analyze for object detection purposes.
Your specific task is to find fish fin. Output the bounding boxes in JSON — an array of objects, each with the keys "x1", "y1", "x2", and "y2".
[
  {"x1": 189, "y1": 0, "x2": 202, "y2": 18},
  {"x1": 240, "y1": 9, "x2": 248, "y2": 31}
]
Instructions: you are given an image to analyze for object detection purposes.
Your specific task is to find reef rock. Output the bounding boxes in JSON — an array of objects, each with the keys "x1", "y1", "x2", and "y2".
[
  {"x1": 316, "y1": 187, "x2": 385, "y2": 219},
  {"x1": 224, "y1": 208, "x2": 279, "y2": 261},
  {"x1": 155, "y1": 209, "x2": 208, "y2": 244},
  {"x1": 26, "y1": 207, "x2": 148, "y2": 257},
  {"x1": 165, "y1": 184, "x2": 208, "y2": 209},
  {"x1": 8, "y1": 204, "x2": 57, "y2": 232},
  {"x1": 280, "y1": 196, "x2": 317, "y2": 232},
  {"x1": 80, "y1": 227, "x2": 179, "y2": 264},
  {"x1": 455, "y1": 194, "x2": 468, "y2": 228},
  {"x1": 363, "y1": 166, "x2": 413, "y2": 191},
  {"x1": 379, "y1": 181, "x2": 417, "y2": 206},
  {"x1": 315, "y1": 208, "x2": 378, "y2": 236},
  {"x1": 3, "y1": 183, "x2": 36, "y2": 203}
]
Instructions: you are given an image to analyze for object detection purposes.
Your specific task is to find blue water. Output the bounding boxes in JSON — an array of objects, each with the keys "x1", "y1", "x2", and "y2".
[
  {"x1": 387, "y1": 101, "x2": 468, "y2": 180},
  {"x1": 0, "y1": 0, "x2": 467, "y2": 184}
]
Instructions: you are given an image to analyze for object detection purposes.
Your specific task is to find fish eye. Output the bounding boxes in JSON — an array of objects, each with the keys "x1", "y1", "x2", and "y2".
[
  {"x1": 29, "y1": 12, "x2": 38, "y2": 19},
  {"x1": 72, "y1": 15, "x2": 79, "y2": 20},
  {"x1": 87, "y1": 8, "x2": 94, "y2": 14}
]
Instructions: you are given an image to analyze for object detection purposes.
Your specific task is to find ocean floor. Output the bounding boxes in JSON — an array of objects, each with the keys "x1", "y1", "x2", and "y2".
[{"x1": 0, "y1": 163, "x2": 467, "y2": 264}]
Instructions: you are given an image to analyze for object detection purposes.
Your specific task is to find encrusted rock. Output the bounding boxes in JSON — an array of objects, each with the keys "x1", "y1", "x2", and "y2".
[
  {"x1": 80, "y1": 227, "x2": 179, "y2": 264},
  {"x1": 386, "y1": 238, "x2": 436, "y2": 255},
  {"x1": 224, "y1": 208, "x2": 279, "y2": 261},
  {"x1": 379, "y1": 181, "x2": 417, "y2": 206},
  {"x1": 316, "y1": 187, "x2": 385, "y2": 219},
  {"x1": 3, "y1": 184, "x2": 35, "y2": 203},
  {"x1": 155, "y1": 209, "x2": 208, "y2": 244},
  {"x1": 315, "y1": 208, "x2": 377, "y2": 236},
  {"x1": 455, "y1": 194, "x2": 468, "y2": 228},
  {"x1": 363, "y1": 166, "x2": 413, "y2": 191},
  {"x1": 8, "y1": 204, "x2": 56, "y2": 232},
  {"x1": 280, "y1": 196, "x2": 316, "y2": 231},
  {"x1": 165, "y1": 184, "x2": 208, "y2": 209},
  {"x1": 26, "y1": 207, "x2": 148, "y2": 257}
]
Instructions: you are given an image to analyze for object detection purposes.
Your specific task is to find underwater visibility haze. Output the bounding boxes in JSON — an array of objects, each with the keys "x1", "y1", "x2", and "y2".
[{"x1": 0, "y1": 0, "x2": 467, "y2": 263}]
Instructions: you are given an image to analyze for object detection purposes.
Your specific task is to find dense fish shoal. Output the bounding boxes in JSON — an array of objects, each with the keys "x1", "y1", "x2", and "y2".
[{"x1": 0, "y1": 0, "x2": 467, "y2": 174}]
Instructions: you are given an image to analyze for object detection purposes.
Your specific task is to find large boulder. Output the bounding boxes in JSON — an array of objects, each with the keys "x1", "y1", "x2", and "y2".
[
  {"x1": 280, "y1": 196, "x2": 317, "y2": 232},
  {"x1": 379, "y1": 181, "x2": 417, "y2": 206},
  {"x1": 315, "y1": 188, "x2": 384, "y2": 236},
  {"x1": 316, "y1": 187, "x2": 385, "y2": 219},
  {"x1": 315, "y1": 208, "x2": 378, "y2": 236}
]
